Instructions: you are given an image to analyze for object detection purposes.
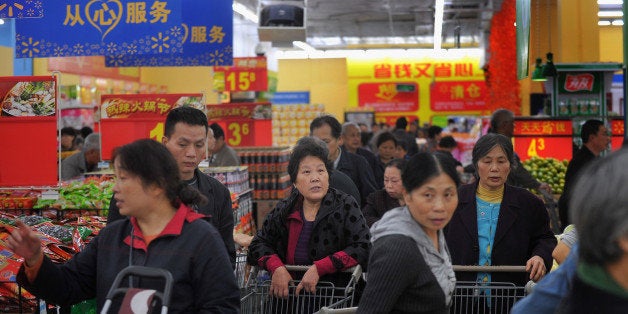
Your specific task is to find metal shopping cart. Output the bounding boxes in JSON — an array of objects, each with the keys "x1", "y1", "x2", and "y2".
[
  {"x1": 241, "y1": 264, "x2": 363, "y2": 314},
  {"x1": 450, "y1": 265, "x2": 533, "y2": 314},
  {"x1": 235, "y1": 252, "x2": 250, "y2": 291}
]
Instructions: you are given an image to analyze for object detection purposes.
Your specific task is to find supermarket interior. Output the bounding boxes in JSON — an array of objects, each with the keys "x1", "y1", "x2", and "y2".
[{"x1": 1, "y1": 0, "x2": 628, "y2": 313}]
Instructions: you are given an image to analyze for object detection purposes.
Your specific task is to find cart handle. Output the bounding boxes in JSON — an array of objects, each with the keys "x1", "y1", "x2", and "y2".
[
  {"x1": 453, "y1": 265, "x2": 527, "y2": 272},
  {"x1": 101, "y1": 266, "x2": 174, "y2": 314},
  {"x1": 247, "y1": 264, "x2": 363, "y2": 288}
]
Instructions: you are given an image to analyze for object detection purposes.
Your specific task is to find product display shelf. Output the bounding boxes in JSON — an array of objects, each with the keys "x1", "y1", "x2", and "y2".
[{"x1": 235, "y1": 146, "x2": 293, "y2": 229}]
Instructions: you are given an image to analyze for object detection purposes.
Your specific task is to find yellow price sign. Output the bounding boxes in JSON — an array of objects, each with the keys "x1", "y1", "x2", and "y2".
[
  {"x1": 226, "y1": 71, "x2": 257, "y2": 91},
  {"x1": 227, "y1": 122, "x2": 251, "y2": 146},
  {"x1": 527, "y1": 138, "x2": 546, "y2": 157}
]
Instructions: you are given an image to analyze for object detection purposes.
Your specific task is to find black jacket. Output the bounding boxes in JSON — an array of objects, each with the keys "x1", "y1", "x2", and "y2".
[
  {"x1": 558, "y1": 146, "x2": 596, "y2": 229},
  {"x1": 337, "y1": 148, "x2": 378, "y2": 206},
  {"x1": 362, "y1": 189, "x2": 401, "y2": 227},
  {"x1": 445, "y1": 183, "x2": 556, "y2": 287},
  {"x1": 18, "y1": 206, "x2": 240, "y2": 313},
  {"x1": 107, "y1": 168, "x2": 236, "y2": 267},
  {"x1": 248, "y1": 188, "x2": 371, "y2": 276}
]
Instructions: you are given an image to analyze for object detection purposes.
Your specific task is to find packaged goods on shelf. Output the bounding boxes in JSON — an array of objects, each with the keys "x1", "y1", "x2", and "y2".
[
  {"x1": 236, "y1": 147, "x2": 293, "y2": 200},
  {"x1": 201, "y1": 166, "x2": 250, "y2": 195},
  {"x1": 271, "y1": 104, "x2": 324, "y2": 146}
]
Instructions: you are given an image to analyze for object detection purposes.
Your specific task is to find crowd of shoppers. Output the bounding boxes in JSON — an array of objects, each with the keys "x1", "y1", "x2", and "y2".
[{"x1": 14, "y1": 107, "x2": 627, "y2": 312}]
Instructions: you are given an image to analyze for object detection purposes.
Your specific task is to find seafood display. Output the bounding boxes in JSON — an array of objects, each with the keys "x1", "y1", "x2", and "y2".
[{"x1": 2, "y1": 81, "x2": 56, "y2": 116}]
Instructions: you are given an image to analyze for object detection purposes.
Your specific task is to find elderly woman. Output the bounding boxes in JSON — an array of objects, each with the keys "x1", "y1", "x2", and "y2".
[
  {"x1": 558, "y1": 149, "x2": 628, "y2": 312},
  {"x1": 8, "y1": 139, "x2": 240, "y2": 312},
  {"x1": 376, "y1": 131, "x2": 398, "y2": 166},
  {"x1": 358, "y1": 152, "x2": 460, "y2": 313},
  {"x1": 247, "y1": 137, "x2": 371, "y2": 300},
  {"x1": 362, "y1": 158, "x2": 407, "y2": 227},
  {"x1": 445, "y1": 134, "x2": 556, "y2": 292}
]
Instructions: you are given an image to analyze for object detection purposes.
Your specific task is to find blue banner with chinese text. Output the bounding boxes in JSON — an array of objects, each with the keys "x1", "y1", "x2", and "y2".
[
  {"x1": 15, "y1": 0, "x2": 184, "y2": 58},
  {"x1": 105, "y1": 0, "x2": 233, "y2": 67},
  {"x1": 0, "y1": 1, "x2": 43, "y2": 18}
]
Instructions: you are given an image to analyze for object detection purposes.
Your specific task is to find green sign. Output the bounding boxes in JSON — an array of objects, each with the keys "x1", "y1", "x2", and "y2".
[
  {"x1": 558, "y1": 72, "x2": 601, "y2": 94},
  {"x1": 516, "y1": 0, "x2": 531, "y2": 80}
]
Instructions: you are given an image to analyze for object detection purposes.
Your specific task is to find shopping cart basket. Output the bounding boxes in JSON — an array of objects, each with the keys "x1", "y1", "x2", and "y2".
[
  {"x1": 235, "y1": 252, "x2": 250, "y2": 290},
  {"x1": 101, "y1": 266, "x2": 173, "y2": 314},
  {"x1": 451, "y1": 265, "x2": 533, "y2": 314},
  {"x1": 241, "y1": 264, "x2": 362, "y2": 314}
]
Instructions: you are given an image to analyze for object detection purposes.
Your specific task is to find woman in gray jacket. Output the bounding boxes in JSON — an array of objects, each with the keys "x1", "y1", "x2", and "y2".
[{"x1": 358, "y1": 152, "x2": 460, "y2": 313}]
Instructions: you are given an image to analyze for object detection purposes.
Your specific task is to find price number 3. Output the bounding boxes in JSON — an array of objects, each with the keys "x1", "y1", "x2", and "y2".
[
  {"x1": 228, "y1": 122, "x2": 250, "y2": 146},
  {"x1": 527, "y1": 138, "x2": 546, "y2": 157}
]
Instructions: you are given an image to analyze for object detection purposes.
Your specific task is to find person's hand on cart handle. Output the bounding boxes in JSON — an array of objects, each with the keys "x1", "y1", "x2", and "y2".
[
  {"x1": 295, "y1": 265, "x2": 320, "y2": 295},
  {"x1": 526, "y1": 255, "x2": 547, "y2": 282},
  {"x1": 6, "y1": 220, "x2": 43, "y2": 266},
  {"x1": 270, "y1": 266, "x2": 293, "y2": 298}
]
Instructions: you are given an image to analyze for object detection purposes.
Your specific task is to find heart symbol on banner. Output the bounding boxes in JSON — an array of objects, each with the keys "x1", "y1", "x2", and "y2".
[{"x1": 85, "y1": 0, "x2": 123, "y2": 41}]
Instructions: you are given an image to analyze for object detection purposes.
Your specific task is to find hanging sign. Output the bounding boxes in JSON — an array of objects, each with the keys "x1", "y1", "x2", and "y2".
[
  {"x1": 558, "y1": 72, "x2": 601, "y2": 94},
  {"x1": 100, "y1": 93, "x2": 203, "y2": 159},
  {"x1": 15, "y1": 0, "x2": 184, "y2": 58},
  {"x1": 0, "y1": 76, "x2": 58, "y2": 186},
  {"x1": 0, "y1": 1, "x2": 43, "y2": 18},
  {"x1": 207, "y1": 103, "x2": 272, "y2": 147},
  {"x1": 105, "y1": 0, "x2": 233, "y2": 67},
  {"x1": 213, "y1": 57, "x2": 268, "y2": 92},
  {"x1": 357, "y1": 82, "x2": 418, "y2": 112},
  {"x1": 430, "y1": 81, "x2": 487, "y2": 111},
  {"x1": 513, "y1": 118, "x2": 573, "y2": 161}
]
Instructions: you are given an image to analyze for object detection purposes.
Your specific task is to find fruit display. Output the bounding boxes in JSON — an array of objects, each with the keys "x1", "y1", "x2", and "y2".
[{"x1": 522, "y1": 156, "x2": 569, "y2": 194}]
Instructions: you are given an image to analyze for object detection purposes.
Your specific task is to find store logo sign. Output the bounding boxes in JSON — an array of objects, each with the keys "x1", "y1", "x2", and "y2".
[{"x1": 564, "y1": 73, "x2": 594, "y2": 92}]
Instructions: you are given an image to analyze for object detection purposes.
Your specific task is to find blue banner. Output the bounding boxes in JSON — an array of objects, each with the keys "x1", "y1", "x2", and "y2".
[
  {"x1": 271, "y1": 91, "x2": 310, "y2": 104},
  {"x1": 15, "y1": 0, "x2": 184, "y2": 58},
  {"x1": 0, "y1": 1, "x2": 43, "y2": 18},
  {"x1": 105, "y1": 0, "x2": 232, "y2": 67}
]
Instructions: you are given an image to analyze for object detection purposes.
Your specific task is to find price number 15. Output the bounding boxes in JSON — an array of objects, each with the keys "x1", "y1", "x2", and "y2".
[{"x1": 227, "y1": 71, "x2": 256, "y2": 91}]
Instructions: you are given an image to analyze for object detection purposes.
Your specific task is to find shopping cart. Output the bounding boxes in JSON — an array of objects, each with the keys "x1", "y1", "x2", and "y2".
[
  {"x1": 101, "y1": 266, "x2": 174, "y2": 314},
  {"x1": 450, "y1": 265, "x2": 533, "y2": 314},
  {"x1": 235, "y1": 252, "x2": 249, "y2": 287},
  {"x1": 241, "y1": 264, "x2": 363, "y2": 314}
]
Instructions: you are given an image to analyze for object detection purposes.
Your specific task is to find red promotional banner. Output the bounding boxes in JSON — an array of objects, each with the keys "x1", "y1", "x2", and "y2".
[
  {"x1": 0, "y1": 76, "x2": 58, "y2": 186},
  {"x1": 100, "y1": 94, "x2": 204, "y2": 159},
  {"x1": 207, "y1": 103, "x2": 272, "y2": 147},
  {"x1": 430, "y1": 81, "x2": 486, "y2": 111},
  {"x1": 610, "y1": 119, "x2": 624, "y2": 151},
  {"x1": 357, "y1": 82, "x2": 419, "y2": 112},
  {"x1": 213, "y1": 57, "x2": 268, "y2": 92},
  {"x1": 513, "y1": 118, "x2": 573, "y2": 161}
]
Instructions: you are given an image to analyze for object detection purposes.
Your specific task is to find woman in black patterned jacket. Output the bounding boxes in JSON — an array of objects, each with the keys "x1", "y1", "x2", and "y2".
[{"x1": 248, "y1": 137, "x2": 371, "y2": 301}]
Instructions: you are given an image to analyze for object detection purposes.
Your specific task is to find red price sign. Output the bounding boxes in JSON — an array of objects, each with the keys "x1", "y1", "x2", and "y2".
[
  {"x1": 226, "y1": 121, "x2": 252, "y2": 146},
  {"x1": 214, "y1": 57, "x2": 268, "y2": 92},
  {"x1": 100, "y1": 118, "x2": 166, "y2": 160},
  {"x1": 514, "y1": 137, "x2": 573, "y2": 161}
]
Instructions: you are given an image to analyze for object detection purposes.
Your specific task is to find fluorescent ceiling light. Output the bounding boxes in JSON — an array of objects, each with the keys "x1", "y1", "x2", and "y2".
[
  {"x1": 233, "y1": 2, "x2": 258, "y2": 24},
  {"x1": 598, "y1": 11, "x2": 623, "y2": 17},
  {"x1": 597, "y1": 0, "x2": 622, "y2": 5},
  {"x1": 293, "y1": 41, "x2": 317, "y2": 52},
  {"x1": 434, "y1": 0, "x2": 445, "y2": 50},
  {"x1": 598, "y1": 20, "x2": 612, "y2": 26},
  {"x1": 612, "y1": 19, "x2": 624, "y2": 25}
]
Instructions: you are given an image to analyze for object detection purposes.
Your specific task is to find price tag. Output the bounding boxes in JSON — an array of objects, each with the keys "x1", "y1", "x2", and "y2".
[
  {"x1": 100, "y1": 118, "x2": 166, "y2": 160},
  {"x1": 226, "y1": 121, "x2": 253, "y2": 147},
  {"x1": 514, "y1": 137, "x2": 573, "y2": 161},
  {"x1": 213, "y1": 57, "x2": 268, "y2": 92}
]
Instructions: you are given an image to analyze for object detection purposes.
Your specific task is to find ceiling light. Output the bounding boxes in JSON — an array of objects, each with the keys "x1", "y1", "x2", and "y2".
[
  {"x1": 597, "y1": 0, "x2": 622, "y2": 5},
  {"x1": 598, "y1": 11, "x2": 623, "y2": 17},
  {"x1": 293, "y1": 41, "x2": 317, "y2": 52},
  {"x1": 598, "y1": 20, "x2": 612, "y2": 26},
  {"x1": 542, "y1": 52, "x2": 557, "y2": 77},
  {"x1": 434, "y1": 0, "x2": 445, "y2": 50},
  {"x1": 233, "y1": 2, "x2": 259, "y2": 24},
  {"x1": 531, "y1": 58, "x2": 547, "y2": 81},
  {"x1": 612, "y1": 19, "x2": 624, "y2": 25}
]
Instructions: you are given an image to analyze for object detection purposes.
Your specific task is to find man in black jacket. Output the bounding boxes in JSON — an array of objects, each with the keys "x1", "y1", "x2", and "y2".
[
  {"x1": 310, "y1": 115, "x2": 377, "y2": 206},
  {"x1": 107, "y1": 107, "x2": 236, "y2": 267},
  {"x1": 558, "y1": 119, "x2": 610, "y2": 230}
]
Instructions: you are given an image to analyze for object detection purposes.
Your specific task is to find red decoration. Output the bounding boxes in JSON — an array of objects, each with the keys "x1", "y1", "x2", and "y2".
[{"x1": 486, "y1": 0, "x2": 521, "y2": 115}]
